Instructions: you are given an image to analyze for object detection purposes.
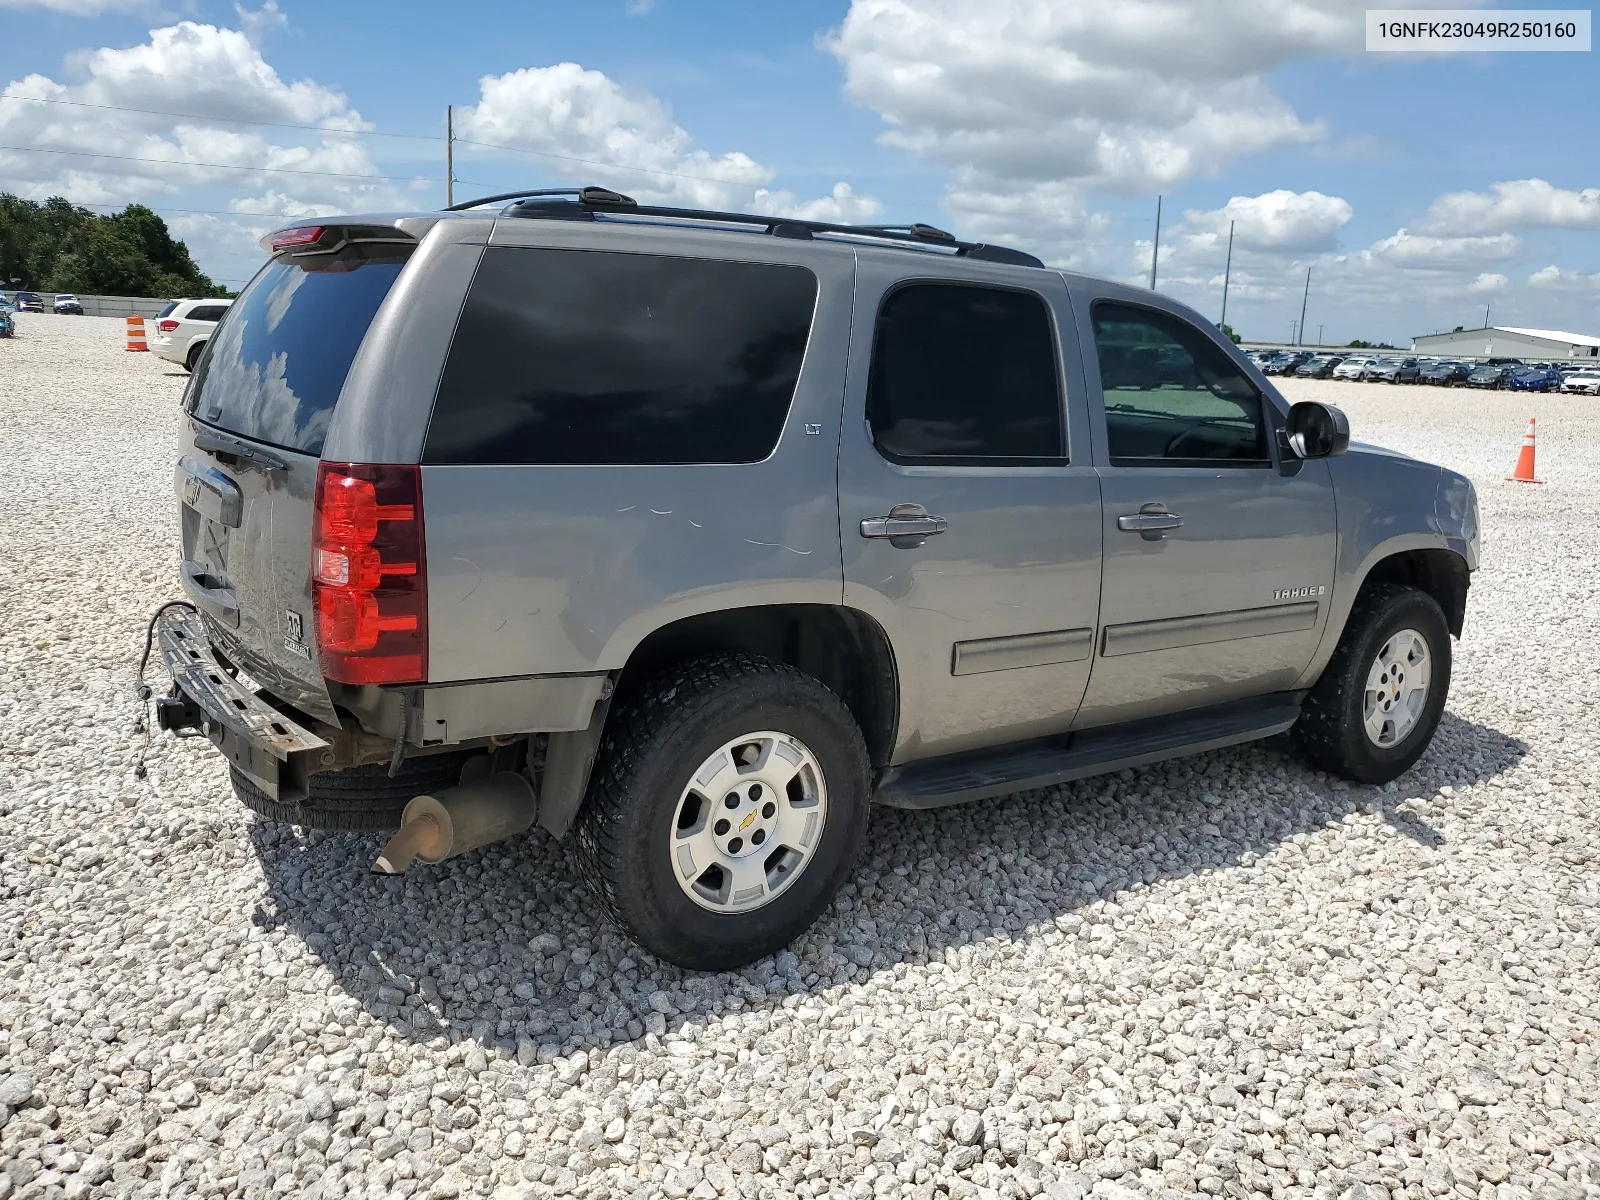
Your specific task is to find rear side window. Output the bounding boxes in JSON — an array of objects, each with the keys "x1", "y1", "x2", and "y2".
[
  {"x1": 188, "y1": 245, "x2": 409, "y2": 455},
  {"x1": 866, "y1": 282, "x2": 1065, "y2": 465},
  {"x1": 188, "y1": 304, "x2": 228, "y2": 323},
  {"x1": 424, "y1": 247, "x2": 817, "y2": 466}
]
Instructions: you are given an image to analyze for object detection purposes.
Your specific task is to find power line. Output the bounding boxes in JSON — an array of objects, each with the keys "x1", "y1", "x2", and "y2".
[
  {"x1": 0, "y1": 143, "x2": 440, "y2": 183},
  {"x1": 0, "y1": 93, "x2": 432, "y2": 141},
  {"x1": 0, "y1": 93, "x2": 809, "y2": 192}
]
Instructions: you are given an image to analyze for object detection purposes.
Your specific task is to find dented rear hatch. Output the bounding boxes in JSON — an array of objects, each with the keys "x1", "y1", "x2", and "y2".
[{"x1": 178, "y1": 229, "x2": 415, "y2": 723}]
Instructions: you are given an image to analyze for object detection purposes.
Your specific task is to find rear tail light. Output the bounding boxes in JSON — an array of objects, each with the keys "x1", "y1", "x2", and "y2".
[
  {"x1": 312, "y1": 463, "x2": 426, "y2": 685},
  {"x1": 158, "y1": 319, "x2": 179, "y2": 332}
]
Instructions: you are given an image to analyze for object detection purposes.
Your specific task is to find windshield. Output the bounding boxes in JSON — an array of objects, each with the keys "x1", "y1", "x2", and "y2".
[{"x1": 187, "y1": 244, "x2": 410, "y2": 455}]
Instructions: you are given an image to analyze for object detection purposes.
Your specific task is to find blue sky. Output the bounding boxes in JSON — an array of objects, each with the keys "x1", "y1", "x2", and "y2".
[{"x1": 2, "y1": 0, "x2": 1596, "y2": 345}]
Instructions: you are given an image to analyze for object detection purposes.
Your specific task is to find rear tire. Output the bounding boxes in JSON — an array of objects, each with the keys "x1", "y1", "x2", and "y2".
[
  {"x1": 184, "y1": 342, "x2": 203, "y2": 372},
  {"x1": 1295, "y1": 584, "x2": 1451, "y2": 784},
  {"x1": 230, "y1": 750, "x2": 477, "y2": 831},
  {"x1": 575, "y1": 654, "x2": 870, "y2": 971}
]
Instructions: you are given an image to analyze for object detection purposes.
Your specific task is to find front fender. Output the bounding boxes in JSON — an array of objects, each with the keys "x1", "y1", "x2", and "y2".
[{"x1": 1293, "y1": 452, "x2": 1473, "y2": 689}]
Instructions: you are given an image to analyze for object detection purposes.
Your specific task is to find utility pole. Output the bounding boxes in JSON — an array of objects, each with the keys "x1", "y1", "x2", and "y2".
[
  {"x1": 1219, "y1": 220, "x2": 1235, "y2": 330},
  {"x1": 1297, "y1": 267, "x2": 1312, "y2": 347},
  {"x1": 1150, "y1": 195, "x2": 1162, "y2": 291},
  {"x1": 1317, "y1": 324, "x2": 1324, "y2": 346},
  {"x1": 446, "y1": 106, "x2": 454, "y2": 207},
  {"x1": 1483, "y1": 300, "x2": 1491, "y2": 329}
]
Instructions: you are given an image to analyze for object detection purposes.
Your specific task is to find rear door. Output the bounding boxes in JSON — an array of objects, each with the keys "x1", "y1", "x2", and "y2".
[
  {"x1": 1071, "y1": 293, "x2": 1337, "y2": 729},
  {"x1": 839, "y1": 260, "x2": 1103, "y2": 761},
  {"x1": 179, "y1": 238, "x2": 415, "y2": 721}
]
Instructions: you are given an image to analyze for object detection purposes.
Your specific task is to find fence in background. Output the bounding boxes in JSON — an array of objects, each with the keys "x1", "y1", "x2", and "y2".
[{"x1": 3, "y1": 293, "x2": 175, "y2": 318}]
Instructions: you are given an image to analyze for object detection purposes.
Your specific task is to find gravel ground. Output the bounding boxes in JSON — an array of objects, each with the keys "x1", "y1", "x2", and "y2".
[{"x1": 2, "y1": 316, "x2": 1598, "y2": 1200}]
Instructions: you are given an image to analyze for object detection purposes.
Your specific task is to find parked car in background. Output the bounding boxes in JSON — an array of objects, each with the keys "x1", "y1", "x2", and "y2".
[
  {"x1": 14, "y1": 291, "x2": 43, "y2": 312},
  {"x1": 1295, "y1": 355, "x2": 1345, "y2": 378},
  {"x1": 1419, "y1": 361, "x2": 1469, "y2": 386},
  {"x1": 53, "y1": 293, "x2": 83, "y2": 315},
  {"x1": 151, "y1": 298, "x2": 235, "y2": 371},
  {"x1": 1559, "y1": 370, "x2": 1600, "y2": 395},
  {"x1": 1369, "y1": 358, "x2": 1421, "y2": 385},
  {"x1": 1333, "y1": 356, "x2": 1379, "y2": 381},
  {"x1": 1263, "y1": 351, "x2": 1313, "y2": 375},
  {"x1": 1466, "y1": 363, "x2": 1516, "y2": 389},
  {"x1": 1507, "y1": 367, "x2": 1563, "y2": 392}
]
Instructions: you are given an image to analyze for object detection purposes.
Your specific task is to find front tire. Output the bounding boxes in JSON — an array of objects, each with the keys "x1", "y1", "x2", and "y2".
[
  {"x1": 1295, "y1": 584, "x2": 1451, "y2": 784},
  {"x1": 575, "y1": 654, "x2": 870, "y2": 971}
]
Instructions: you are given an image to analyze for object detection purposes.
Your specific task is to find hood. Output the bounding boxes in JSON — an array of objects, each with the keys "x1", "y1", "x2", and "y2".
[{"x1": 1345, "y1": 439, "x2": 1421, "y2": 463}]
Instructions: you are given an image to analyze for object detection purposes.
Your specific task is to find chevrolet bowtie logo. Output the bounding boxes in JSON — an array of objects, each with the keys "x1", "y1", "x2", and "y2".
[{"x1": 738, "y1": 811, "x2": 756, "y2": 832}]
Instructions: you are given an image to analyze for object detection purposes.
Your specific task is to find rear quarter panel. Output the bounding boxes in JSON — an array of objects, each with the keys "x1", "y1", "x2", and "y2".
[{"x1": 418, "y1": 224, "x2": 855, "y2": 682}]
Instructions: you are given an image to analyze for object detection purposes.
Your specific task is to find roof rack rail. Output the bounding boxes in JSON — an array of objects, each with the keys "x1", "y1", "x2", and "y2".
[
  {"x1": 446, "y1": 185, "x2": 1044, "y2": 268},
  {"x1": 444, "y1": 186, "x2": 636, "y2": 212}
]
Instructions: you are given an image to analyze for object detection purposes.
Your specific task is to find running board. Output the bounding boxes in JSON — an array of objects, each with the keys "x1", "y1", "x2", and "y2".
[{"x1": 874, "y1": 693, "x2": 1304, "y2": 810}]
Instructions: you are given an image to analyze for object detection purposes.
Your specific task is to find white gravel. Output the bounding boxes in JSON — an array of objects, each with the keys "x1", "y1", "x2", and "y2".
[{"x1": 2, "y1": 316, "x2": 1598, "y2": 1200}]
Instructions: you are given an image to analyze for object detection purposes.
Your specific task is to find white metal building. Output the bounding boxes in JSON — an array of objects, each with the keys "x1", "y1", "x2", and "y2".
[{"x1": 1410, "y1": 325, "x2": 1600, "y2": 360}]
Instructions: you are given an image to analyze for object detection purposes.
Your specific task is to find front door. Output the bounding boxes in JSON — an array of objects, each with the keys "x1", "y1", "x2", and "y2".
[
  {"x1": 839, "y1": 261, "x2": 1103, "y2": 761},
  {"x1": 1072, "y1": 296, "x2": 1337, "y2": 729}
]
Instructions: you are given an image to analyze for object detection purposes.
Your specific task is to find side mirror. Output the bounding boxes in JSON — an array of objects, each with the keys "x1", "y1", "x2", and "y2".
[{"x1": 1286, "y1": 401, "x2": 1350, "y2": 459}]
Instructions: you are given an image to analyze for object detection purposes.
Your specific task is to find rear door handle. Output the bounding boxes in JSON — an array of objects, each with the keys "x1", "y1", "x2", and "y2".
[
  {"x1": 1117, "y1": 507, "x2": 1184, "y2": 540},
  {"x1": 861, "y1": 515, "x2": 948, "y2": 538},
  {"x1": 861, "y1": 504, "x2": 947, "y2": 544}
]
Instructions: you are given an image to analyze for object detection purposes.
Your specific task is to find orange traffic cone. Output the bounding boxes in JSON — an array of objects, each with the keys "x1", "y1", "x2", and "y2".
[
  {"x1": 1506, "y1": 417, "x2": 1542, "y2": 483},
  {"x1": 125, "y1": 314, "x2": 148, "y2": 352}
]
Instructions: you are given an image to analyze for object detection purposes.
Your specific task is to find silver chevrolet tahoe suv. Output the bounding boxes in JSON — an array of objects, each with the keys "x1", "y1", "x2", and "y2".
[{"x1": 151, "y1": 187, "x2": 1479, "y2": 970}]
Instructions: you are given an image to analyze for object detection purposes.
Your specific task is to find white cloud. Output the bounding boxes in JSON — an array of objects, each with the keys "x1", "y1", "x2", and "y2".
[
  {"x1": 1468, "y1": 272, "x2": 1507, "y2": 294},
  {"x1": 1421, "y1": 179, "x2": 1600, "y2": 235},
  {"x1": 455, "y1": 62, "x2": 880, "y2": 218},
  {"x1": 1527, "y1": 265, "x2": 1600, "y2": 292},
  {"x1": 822, "y1": 0, "x2": 1369, "y2": 195},
  {"x1": 0, "y1": 23, "x2": 407, "y2": 204},
  {"x1": 0, "y1": 19, "x2": 411, "y2": 286},
  {"x1": 1359, "y1": 229, "x2": 1519, "y2": 268},
  {"x1": 625, "y1": 0, "x2": 657, "y2": 13},
  {"x1": 1176, "y1": 190, "x2": 1352, "y2": 253}
]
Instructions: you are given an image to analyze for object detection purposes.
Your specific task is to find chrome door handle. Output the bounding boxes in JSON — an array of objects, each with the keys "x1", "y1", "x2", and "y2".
[
  {"x1": 861, "y1": 503, "x2": 948, "y2": 544},
  {"x1": 1118, "y1": 506, "x2": 1184, "y2": 540},
  {"x1": 1116, "y1": 512, "x2": 1183, "y2": 531},
  {"x1": 861, "y1": 514, "x2": 948, "y2": 539}
]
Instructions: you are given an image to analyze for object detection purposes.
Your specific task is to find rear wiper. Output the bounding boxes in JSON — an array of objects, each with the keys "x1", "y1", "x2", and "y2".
[{"x1": 192, "y1": 427, "x2": 290, "y2": 475}]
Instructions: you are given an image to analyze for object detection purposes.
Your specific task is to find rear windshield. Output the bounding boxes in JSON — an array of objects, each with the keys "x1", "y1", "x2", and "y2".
[{"x1": 187, "y1": 245, "x2": 409, "y2": 455}]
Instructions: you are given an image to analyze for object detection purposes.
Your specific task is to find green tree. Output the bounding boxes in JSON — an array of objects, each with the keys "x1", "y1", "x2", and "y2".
[
  {"x1": 0, "y1": 194, "x2": 230, "y2": 298},
  {"x1": 1345, "y1": 339, "x2": 1397, "y2": 350},
  {"x1": 1219, "y1": 323, "x2": 1242, "y2": 344}
]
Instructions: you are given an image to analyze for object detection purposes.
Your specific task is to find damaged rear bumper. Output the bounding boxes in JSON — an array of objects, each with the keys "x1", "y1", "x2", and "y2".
[{"x1": 154, "y1": 607, "x2": 329, "y2": 800}]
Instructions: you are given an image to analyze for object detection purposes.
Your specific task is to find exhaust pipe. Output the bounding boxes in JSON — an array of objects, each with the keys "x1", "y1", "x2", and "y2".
[{"x1": 373, "y1": 772, "x2": 537, "y2": 874}]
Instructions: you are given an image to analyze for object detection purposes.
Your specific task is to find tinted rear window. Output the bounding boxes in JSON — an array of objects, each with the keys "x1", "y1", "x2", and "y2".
[
  {"x1": 423, "y1": 247, "x2": 817, "y2": 466},
  {"x1": 159, "y1": 302, "x2": 177, "y2": 318},
  {"x1": 188, "y1": 245, "x2": 408, "y2": 455}
]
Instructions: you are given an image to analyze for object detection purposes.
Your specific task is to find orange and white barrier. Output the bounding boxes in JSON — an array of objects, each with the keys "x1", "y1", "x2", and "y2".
[
  {"x1": 1506, "y1": 417, "x2": 1542, "y2": 484},
  {"x1": 125, "y1": 314, "x2": 148, "y2": 352}
]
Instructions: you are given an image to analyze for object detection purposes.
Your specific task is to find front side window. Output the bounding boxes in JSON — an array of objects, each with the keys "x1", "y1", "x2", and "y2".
[
  {"x1": 866, "y1": 282, "x2": 1065, "y2": 465},
  {"x1": 424, "y1": 248, "x2": 817, "y2": 466},
  {"x1": 1092, "y1": 303, "x2": 1270, "y2": 466}
]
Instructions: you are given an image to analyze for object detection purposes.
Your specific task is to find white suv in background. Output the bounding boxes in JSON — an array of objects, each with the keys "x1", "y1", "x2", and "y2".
[
  {"x1": 1332, "y1": 356, "x2": 1378, "y2": 381},
  {"x1": 151, "y1": 298, "x2": 234, "y2": 371}
]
